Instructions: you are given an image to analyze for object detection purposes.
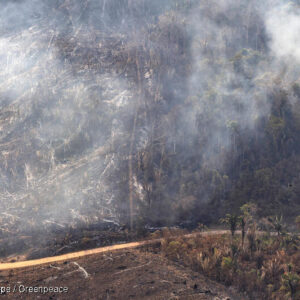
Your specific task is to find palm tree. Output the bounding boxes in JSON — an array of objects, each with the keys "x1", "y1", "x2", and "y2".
[
  {"x1": 239, "y1": 216, "x2": 246, "y2": 247},
  {"x1": 269, "y1": 215, "x2": 285, "y2": 236},
  {"x1": 220, "y1": 214, "x2": 239, "y2": 237},
  {"x1": 239, "y1": 203, "x2": 257, "y2": 248}
]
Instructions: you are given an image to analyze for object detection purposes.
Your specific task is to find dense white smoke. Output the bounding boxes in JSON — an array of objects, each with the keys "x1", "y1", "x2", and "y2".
[
  {"x1": 0, "y1": 1, "x2": 137, "y2": 235},
  {"x1": 0, "y1": 0, "x2": 299, "y2": 242},
  {"x1": 266, "y1": 2, "x2": 300, "y2": 64}
]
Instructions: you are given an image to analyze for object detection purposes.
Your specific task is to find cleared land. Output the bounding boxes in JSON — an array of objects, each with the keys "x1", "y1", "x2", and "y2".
[{"x1": 0, "y1": 247, "x2": 242, "y2": 300}]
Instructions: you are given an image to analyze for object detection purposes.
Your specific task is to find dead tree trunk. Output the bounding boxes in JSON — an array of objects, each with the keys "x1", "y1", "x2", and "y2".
[{"x1": 128, "y1": 46, "x2": 142, "y2": 231}]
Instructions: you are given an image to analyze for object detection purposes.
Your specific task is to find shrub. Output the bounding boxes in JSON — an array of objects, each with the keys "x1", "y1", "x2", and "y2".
[
  {"x1": 159, "y1": 229, "x2": 299, "y2": 299},
  {"x1": 162, "y1": 239, "x2": 186, "y2": 260},
  {"x1": 280, "y1": 272, "x2": 300, "y2": 299}
]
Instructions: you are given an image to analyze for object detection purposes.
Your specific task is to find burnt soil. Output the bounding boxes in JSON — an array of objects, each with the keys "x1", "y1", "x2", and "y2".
[{"x1": 0, "y1": 247, "x2": 244, "y2": 300}]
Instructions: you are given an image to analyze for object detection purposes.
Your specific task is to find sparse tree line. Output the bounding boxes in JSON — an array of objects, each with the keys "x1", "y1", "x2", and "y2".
[{"x1": 160, "y1": 206, "x2": 300, "y2": 299}]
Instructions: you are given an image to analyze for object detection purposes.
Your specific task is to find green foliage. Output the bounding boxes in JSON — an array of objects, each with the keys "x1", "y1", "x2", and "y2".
[
  {"x1": 220, "y1": 214, "x2": 239, "y2": 237},
  {"x1": 160, "y1": 223, "x2": 300, "y2": 299},
  {"x1": 269, "y1": 215, "x2": 286, "y2": 236},
  {"x1": 240, "y1": 203, "x2": 257, "y2": 220},
  {"x1": 162, "y1": 240, "x2": 187, "y2": 260},
  {"x1": 239, "y1": 216, "x2": 246, "y2": 247},
  {"x1": 282, "y1": 234, "x2": 299, "y2": 251},
  {"x1": 222, "y1": 256, "x2": 234, "y2": 269},
  {"x1": 247, "y1": 225, "x2": 257, "y2": 254},
  {"x1": 239, "y1": 203, "x2": 257, "y2": 247},
  {"x1": 280, "y1": 272, "x2": 300, "y2": 299}
]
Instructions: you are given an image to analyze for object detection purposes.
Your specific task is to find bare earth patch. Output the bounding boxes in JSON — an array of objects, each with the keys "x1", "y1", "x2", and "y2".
[{"x1": 0, "y1": 248, "x2": 243, "y2": 300}]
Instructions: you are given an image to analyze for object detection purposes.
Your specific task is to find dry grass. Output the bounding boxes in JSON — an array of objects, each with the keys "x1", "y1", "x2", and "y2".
[{"x1": 160, "y1": 230, "x2": 300, "y2": 299}]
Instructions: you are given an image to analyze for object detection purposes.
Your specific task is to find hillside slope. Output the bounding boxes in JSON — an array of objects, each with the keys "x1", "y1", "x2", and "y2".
[
  {"x1": 0, "y1": 0, "x2": 299, "y2": 246},
  {"x1": 0, "y1": 248, "x2": 243, "y2": 299}
]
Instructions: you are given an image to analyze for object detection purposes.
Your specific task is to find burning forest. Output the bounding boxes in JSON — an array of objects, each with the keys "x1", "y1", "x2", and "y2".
[{"x1": 0, "y1": 0, "x2": 300, "y2": 299}]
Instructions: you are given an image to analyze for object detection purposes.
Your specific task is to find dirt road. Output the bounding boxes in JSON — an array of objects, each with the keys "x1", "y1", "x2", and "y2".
[
  {"x1": 0, "y1": 238, "x2": 243, "y2": 299},
  {"x1": 0, "y1": 231, "x2": 228, "y2": 271}
]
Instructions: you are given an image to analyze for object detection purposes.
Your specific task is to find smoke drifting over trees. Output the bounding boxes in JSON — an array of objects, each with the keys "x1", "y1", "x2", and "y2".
[{"x1": 0, "y1": 0, "x2": 299, "y2": 242}]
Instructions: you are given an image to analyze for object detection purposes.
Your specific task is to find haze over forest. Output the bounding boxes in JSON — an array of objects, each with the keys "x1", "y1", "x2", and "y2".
[{"x1": 0, "y1": 0, "x2": 300, "y2": 240}]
